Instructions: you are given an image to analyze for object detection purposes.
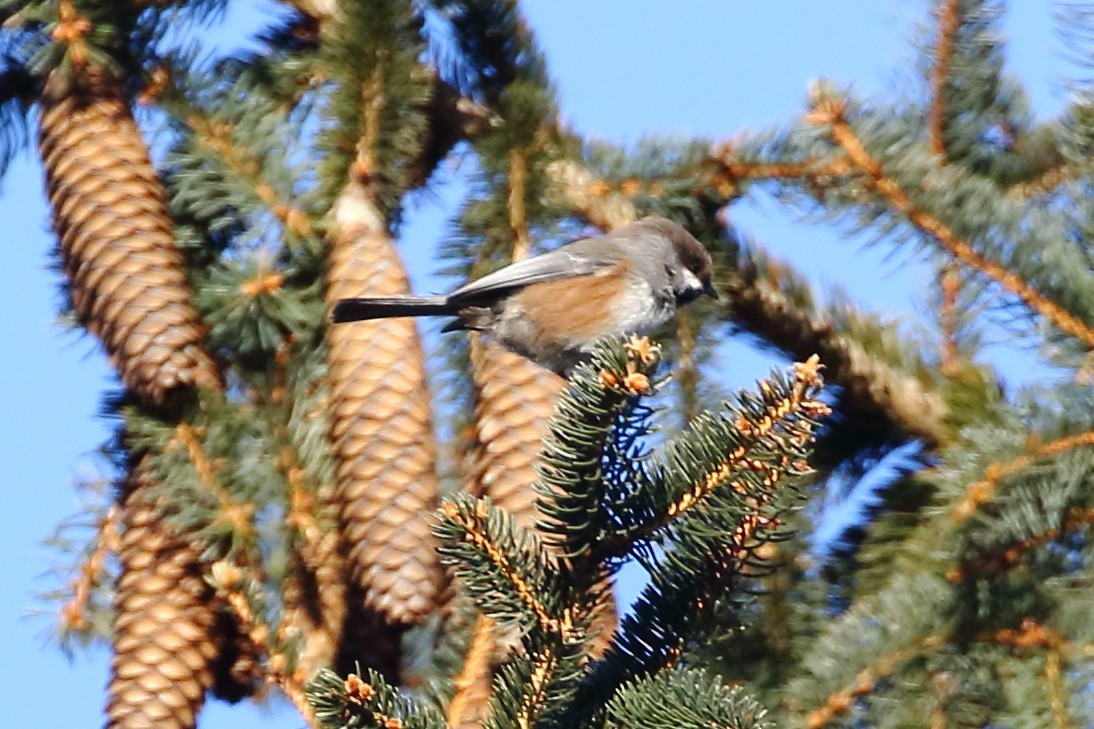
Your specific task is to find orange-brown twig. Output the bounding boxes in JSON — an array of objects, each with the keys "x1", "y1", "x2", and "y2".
[
  {"x1": 939, "y1": 262, "x2": 961, "y2": 375},
  {"x1": 811, "y1": 99, "x2": 1094, "y2": 350},
  {"x1": 446, "y1": 615, "x2": 497, "y2": 728},
  {"x1": 927, "y1": 0, "x2": 964, "y2": 375},
  {"x1": 950, "y1": 507, "x2": 1094, "y2": 581},
  {"x1": 928, "y1": 0, "x2": 961, "y2": 160},
  {"x1": 1007, "y1": 164, "x2": 1076, "y2": 200},
  {"x1": 508, "y1": 147, "x2": 531, "y2": 259},
  {"x1": 606, "y1": 356, "x2": 826, "y2": 555},
  {"x1": 988, "y1": 617, "x2": 1066, "y2": 652},
  {"x1": 987, "y1": 619, "x2": 1074, "y2": 728},
  {"x1": 517, "y1": 647, "x2": 560, "y2": 729},
  {"x1": 707, "y1": 148, "x2": 855, "y2": 201},
  {"x1": 213, "y1": 562, "x2": 317, "y2": 727},
  {"x1": 1045, "y1": 648, "x2": 1073, "y2": 729},
  {"x1": 61, "y1": 504, "x2": 120, "y2": 631},
  {"x1": 174, "y1": 422, "x2": 256, "y2": 537},
  {"x1": 712, "y1": 156, "x2": 853, "y2": 185},
  {"x1": 441, "y1": 501, "x2": 557, "y2": 633},
  {"x1": 802, "y1": 634, "x2": 947, "y2": 729},
  {"x1": 188, "y1": 115, "x2": 315, "y2": 237},
  {"x1": 951, "y1": 430, "x2": 1094, "y2": 522}
]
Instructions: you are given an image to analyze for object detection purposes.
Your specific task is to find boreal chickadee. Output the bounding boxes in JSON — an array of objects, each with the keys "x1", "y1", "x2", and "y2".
[{"x1": 332, "y1": 216, "x2": 717, "y2": 374}]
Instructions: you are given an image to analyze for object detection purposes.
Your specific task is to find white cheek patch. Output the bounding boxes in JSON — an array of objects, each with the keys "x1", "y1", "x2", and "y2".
[{"x1": 682, "y1": 268, "x2": 703, "y2": 294}]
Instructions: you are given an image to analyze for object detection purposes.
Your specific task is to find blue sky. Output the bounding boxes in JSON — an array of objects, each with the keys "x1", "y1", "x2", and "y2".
[{"x1": 0, "y1": 2, "x2": 1068, "y2": 726}]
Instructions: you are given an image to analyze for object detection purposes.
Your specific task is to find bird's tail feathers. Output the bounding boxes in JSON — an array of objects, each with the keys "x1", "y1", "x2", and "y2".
[{"x1": 331, "y1": 295, "x2": 452, "y2": 323}]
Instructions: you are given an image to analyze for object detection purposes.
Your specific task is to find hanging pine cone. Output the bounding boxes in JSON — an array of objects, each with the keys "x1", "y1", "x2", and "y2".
[
  {"x1": 325, "y1": 180, "x2": 443, "y2": 677},
  {"x1": 38, "y1": 68, "x2": 220, "y2": 405},
  {"x1": 107, "y1": 467, "x2": 254, "y2": 729}
]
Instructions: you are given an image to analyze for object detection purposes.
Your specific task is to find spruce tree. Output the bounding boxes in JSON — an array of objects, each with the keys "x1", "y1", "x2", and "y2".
[{"x1": 5, "y1": 1, "x2": 1094, "y2": 728}]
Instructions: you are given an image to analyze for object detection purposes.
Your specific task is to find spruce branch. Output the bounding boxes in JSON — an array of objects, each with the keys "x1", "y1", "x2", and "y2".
[
  {"x1": 573, "y1": 527, "x2": 788, "y2": 726},
  {"x1": 548, "y1": 157, "x2": 949, "y2": 447},
  {"x1": 675, "y1": 310, "x2": 701, "y2": 424},
  {"x1": 809, "y1": 95, "x2": 1094, "y2": 350},
  {"x1": 949, "y1": 429, "x2": 1094, "y2": 523},
  {"x1": 535, "y1": 336, "x2": 666, "y2": 560},
  {"x1": 783, "y1": 570, "x2": 956, "y2": 729},
  {"x1": 183, "y1": 112, "x2": 317, "y2": 239},
  {"x1": 989, "y1": 620, "x2": 1075, "y2": 729},
  {"x1": 262, "y1": 341, "x2": 347, "y2": 680},
  {"x1": 926, "y1": 0, "x2": 968, "y2": 375},
  {"x1": 927, "y1": 0, "x2": 961, "y2": 161},
  {"x1": 208, "y1": 561, "x2": 316, "y2": 726},
  {"x1": 950, "y1": 506, "x2": 1094, "y2": 581},
  {"x1": 1045, "y1": 647, "x2": 1072, "y2": 729},
  {"x1": 549, "y1": 149, "x2": 854, "y2": 235},
  {"x1": 546, "y1": 157, "x2": 640, "y2": 231},
  {"x1": 1005, "y1": 163, "x2": 1076, "y2": 200},
  {"x1": 938, "y1": 261, "x2": 962, "y2": 374},
  {"x1": 604, "y1": 667, "x2": 771, "y2": 729},
  {"x1": 706, "y1": 147, "x2": 855, "y2": 201},
  {"x1": 563, "y1": 356, "x2": 827, "y2": 725},
  {"x1": 720, "y1": 243, "x2": 952, "y2": 448},
  {"x1": 603, "y1": 356, "x2": 826, "y2": 555},
  {"x1": 436, "y1": 495, "x2": 561, "y2": 635},
  {"x1": 60, "y1": 503, "x2": 119, "y2": 634},
  {"x1": 307, "y1": 668, "x2": 445, "y2": 729},
  {"x1": 319, "y1": 0, "x2": 430, "y2": 210},
  {"x1": 802, "y1": 634, "x2": 948, "y2": 729},
  {"x1": 162, "y1": 420, "x2": 257, "y2": 542}
]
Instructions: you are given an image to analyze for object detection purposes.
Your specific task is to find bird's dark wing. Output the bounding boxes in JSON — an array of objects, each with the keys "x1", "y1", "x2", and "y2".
[{"x1": 448, "y1": 246, "x2": 618, "y2": 305}]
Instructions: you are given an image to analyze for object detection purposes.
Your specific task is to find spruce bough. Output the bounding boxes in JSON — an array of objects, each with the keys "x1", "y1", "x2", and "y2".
[{"x1": 306, "y1": 337, "x2": 828, "y2": 729}]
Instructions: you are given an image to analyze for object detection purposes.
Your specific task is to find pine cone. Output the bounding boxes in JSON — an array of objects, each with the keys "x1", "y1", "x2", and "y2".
[
  {"x1": 325, "y1": 180, "x2": 442, "y2": 633},
  {"x1": 335, "y1": 588, "x2": 405, "y2": 684},
  {"x1": 106, "y1": 468, "x2": 239, "y2": 729},
  {"x1": 38, "y1": 69, "x2": 219, "y2": 405},
  {"x1": 466, "y1": 339, "x2": 564, "y2": 523}
]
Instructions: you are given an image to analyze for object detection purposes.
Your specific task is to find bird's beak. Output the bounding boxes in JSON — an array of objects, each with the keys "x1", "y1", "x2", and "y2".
[{"x1": 703, "y1": 280, "x2": 719, "y2": 300}]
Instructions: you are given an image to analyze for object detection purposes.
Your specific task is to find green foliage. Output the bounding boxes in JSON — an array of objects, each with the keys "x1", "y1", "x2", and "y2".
[
  {"x1": 604, "y1": 667, "x2": 771, "y2": 729},
  {"x1": 434, "y1": 0, "x2": 547, "y2": 102},
  {"x1": 435, "y1": 494, "x2": 565, "y2": 634},
  {"x1": 319, "y1": 0, "x2": 431, "y2": 214},
  {"x1": 308, "y1": 668, "x2": 446, "y2": 729},
  {"x1": 0, "y1": 29, "x2": 38, "y2": 178}
]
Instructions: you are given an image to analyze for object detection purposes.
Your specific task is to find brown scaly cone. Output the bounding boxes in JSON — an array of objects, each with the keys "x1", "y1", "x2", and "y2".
[
  {"x1": 38, "y1": 68, "x2": 220, "y2": 406},
  {"x1": 465, "y1": 340, "x2": 563, "y2": 521},
  {"x1": 107, "y1": 466, "x2": 251, "y2": 729},
  {"x1": 36, "y1": 63, "x2": 252, "y2": 726},
  {"x1": 325, "y1": 178, "x2": 442, "y2": 680}
]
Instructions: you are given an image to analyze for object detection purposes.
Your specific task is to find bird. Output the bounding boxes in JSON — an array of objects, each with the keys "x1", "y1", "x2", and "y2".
[{"x1": 331, "y1": 216, "x2": 718, "y2": 374}]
